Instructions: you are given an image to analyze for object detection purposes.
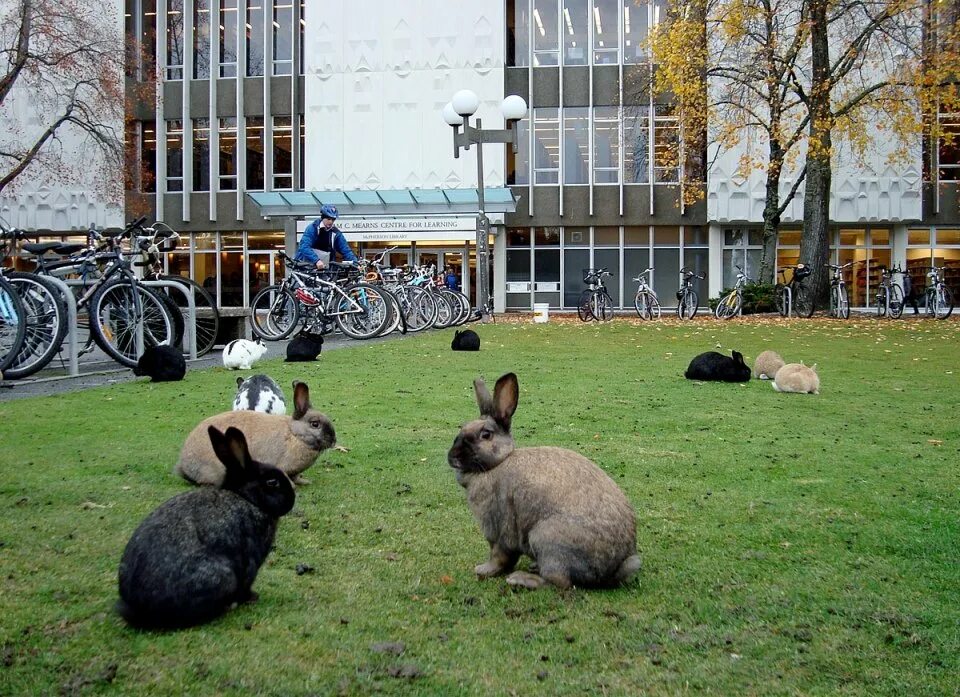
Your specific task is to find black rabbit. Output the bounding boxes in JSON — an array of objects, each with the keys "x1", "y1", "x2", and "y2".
[
  {"x1": 132, "y1": 344, "x2": 186, "y2": 382},
  {"x1": 118, "y1": 426, "x2": 295, "y2": 629},
  {"x1": 285, "y1": 331, "x2": 323, "y2": 362},
  {"x1": 451, "y1": 329, "x2": 480, "y2": 351},
  {"x1": 684, "y1": 350, "x2": 751, "y2": 382}
]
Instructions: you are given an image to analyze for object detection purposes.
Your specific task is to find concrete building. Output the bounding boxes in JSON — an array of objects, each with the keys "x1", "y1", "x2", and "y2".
[{"x1": 4, "y1": 0, "x2": 958, "y2": 314}]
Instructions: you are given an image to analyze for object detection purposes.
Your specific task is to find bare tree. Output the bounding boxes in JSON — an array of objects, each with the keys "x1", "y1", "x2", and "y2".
[{"x1": 0, "y1": 0, "x2": 124, "y2": 201}]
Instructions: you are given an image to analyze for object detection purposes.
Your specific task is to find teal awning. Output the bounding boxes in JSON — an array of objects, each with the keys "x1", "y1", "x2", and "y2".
[{"x1": 247, "y1": 188, "x2": 518, "y2": 218}]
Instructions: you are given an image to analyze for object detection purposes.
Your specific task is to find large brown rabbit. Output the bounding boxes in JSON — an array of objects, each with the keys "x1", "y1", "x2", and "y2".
[
  {"x1": 772, "y1": 363, "x2": 820, "y2": 394},
  {"x1": 447, "y1": 373, "x2": 641, "y2": 590},
  {"x1": 175, "y1": 382, "x2": 335, "y2": 486},
  {"x1": 753, "y1": 350, "x2": 785, "y2": 380}
]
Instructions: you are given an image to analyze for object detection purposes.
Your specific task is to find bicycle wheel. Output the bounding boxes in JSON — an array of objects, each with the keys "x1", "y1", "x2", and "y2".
[
  {"x1": 775, "y1": 285, "x2": 788, "y2": 316},
  {"x1": 398, "y1": 285, "x2": 437, "y2": 332},
  {"x1": 250, "y1": 284, "x2": 300, "y2": 340},
  {"x1": 876, "y1": 287, "x2": 888, "y2": 318},
  {"x1": 446, "y1": 290, "x2": 472, "y2": 326},
  {"x1": 332, "y1": 283, "x2": 390, "y2": 339},
  {"x1": 578, "y1": 290, "x2": 593, "y2": 322},
  {"x1": 0, "y1": 276, "x2": 27, "y2": 373},
  {"x1": 888, "y1": 284, "x2": 904, "y2": 319},
  {"x1": 377, "y1": 287, "x2": 406, "y2": 335},
  {"x1": 158, "y1": 275, "x2": 220, "y2": 355},
  {"x1": 831, "y1": 283, "x2": 850, "y2": 319},
  {"x1": 155, "y1": 291, "x2": 185, "y2": 349},
  {"x1": 793, "y1": 283, "x2": 815, "y2": 318},
  {"x1": 932, "y1": 285, "x2": 954, "y2": 320},
  {"x1": 89, "y1": 281, "x2": 176, "y2": 368},
  {"x1": 3, "y1": 273, "x2": 68, "y2": 379},
  {"x1": 591, "y1": 291, "x2": 614, "y2": 321},
  {"x1": 715, "y1": 291, "x2": 741, "y2": 320},
  {"x1": 431, "y1": 291, "x2": 455, "y2": 329},
  {"x1": 634, "y1": 292, "x2": 652, "y2": 319},
  {"x1": 677, "y1": 289, "x2": 698, "y2": 320}
]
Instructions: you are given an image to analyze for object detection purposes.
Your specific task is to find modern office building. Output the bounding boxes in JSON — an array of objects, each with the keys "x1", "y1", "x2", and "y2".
[{"x1": 2, "y1": 0, "x2": 958, "y2": 314}]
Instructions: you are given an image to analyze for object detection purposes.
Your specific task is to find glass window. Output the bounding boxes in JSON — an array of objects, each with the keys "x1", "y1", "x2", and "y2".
[
  {"x1": 839, "y1": 228, "x2": 865, "y2": 246},
  {"x1": 534, "y1": 227, "x2": 561, "y2": 246},
  {"x1": 166, "y1": 0, "x2": 184, "y2": 79},
  {"x1": 685, "y1": 226, "x2": 708, "y2": 245},
  {"x1": 684, "y1": 247, "x2": 709, "y2": 301},
  {"x1": 274, "y1": 1, "x2": 293, "y2": 75},
  {"x1": 507, "y1": 0, "x2": 530, "y2": 67},
  {"x1": 220, "y1": 0, "x2": 238, "y2": 77},
  {"x1": 248, "y1": 231, "x2": 285, "y2": 250},
  {"x1": 594, "y1": 106, "x2": 620, "y2": 184},
  {"x1": 195, "y1": 233, "x2": 217, "y2": 250},
  {"x1": 193, "y1": 118, "x2": 210, "y2": 192},
  {"x1": 507, "y1": 228, "x2": 531, "y2": 246},
  {"x1": 221, "y1": 233, "x2": 245, "y2": 307},
  {"x1": 624, "y1": 248, "x2": 652, "y2": 294},
  {"x1": 563, "y1": 107, "x2": 589, "y2": 184},
  {"x1": 534, "y1": 108, "x2": 560, "y2": 184},
  {"x1": 533, "y1": 0, "x2": 559, "y2": 66},
  {"x1": 871, "y1": 228, "x2": 890, "y2": 245},
  {"x1": 166, "y1": 120, "x2": 183, "y2": 192},
  {"x1": 623, "y1": 0, "x2": 665, "y2": 64},
  {"x1": 938, "y1": 111, "x2": 959, "y2": 180},
  {"x1": 141, "y1": 121, "x2": 157, "y2": 193},
  {"x1": 594, "y1": 248, "x2": 620, "y2": 305},
  {"x1": 654, "y1": 226, "x2": 680, "y2": 245},
  {"x1": 564, "y1": 227, "x2": 589, "y2": 245},
  {"x1": 653, "y1": 249, "x2": 680, "y2": 303},
  {"x1": 141, "y1": 0, "x2": 157, "y2": 77},
  {"x1": 299, "y1": 1, "x2": 305, "y2": 74},
  {"x1": 273, "y1": 116, "x2": 292, "y2": 190},
  {"x1": 908, "y1": 228, "x2": 931, "y2": 245},
  {"x1": 623, "y1": 106, "x2": 649, "y2": 183},
  {"x1": 594, "y1": 226, "x2": 619, "y2": 246},
  {"x1": 937, "y1": 229, "x2": 960, "y2": 245},
  {"x1": 654, "y1": 105, "x2": 679, "y2": 183},
  {"x1": 194, "y1": 0, "x2": 210, "y2": 78},
  {"x1": 219, "y1": 118, "x2": 237, "y2": 191},
  {"x1": 593, "y1": 0, "x2": 619, "y2": 64},
  {"x1": 506, "y1": 249, "x2": 531, "y2": 310},
  {"x1": 246, "y1": 0, "x2": 264, "y2": 76},
  {"x1": 563, "y1": 0, "x2": 588, "y2": 66},
  {"x1": 564, "y1": 248, "x2": 590, "y2": 306},
  {"x1": 246, "y1": 117, "x2": 265, "y2": 190},
  {"x1": 298, "y1": 118, "x2": 305, "y2": 189},
  {"x1": 624, "y1": 226, "x2": 649, "y2": 245},
  {"x1": 507, "y1": 117, "x2": 529, "y2": 185},
  {"x1": 534, "y1": 249, "x2": 561, "y2": 305},
  {"x1": 778, "y1": 230, "x2": 802, "y2": 246}
]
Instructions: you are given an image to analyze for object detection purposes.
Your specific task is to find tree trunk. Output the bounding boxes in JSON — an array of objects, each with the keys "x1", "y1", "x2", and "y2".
[
  {"x1": 800, "y1": 0, "x2": 832, "y2": 312},
  {"x1": 758, "y1": 148, "x2": 783, "y2": 286}
]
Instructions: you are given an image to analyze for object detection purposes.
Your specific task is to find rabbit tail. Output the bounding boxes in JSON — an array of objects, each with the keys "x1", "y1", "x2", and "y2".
[{"x1": 615, "y1": 554, "x2": 642, "y2": 585}]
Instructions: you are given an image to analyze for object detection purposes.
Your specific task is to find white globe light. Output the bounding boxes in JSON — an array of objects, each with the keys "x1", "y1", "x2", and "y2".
[
  {"x1": 442, "y1": 102, "x2": 463, "y2": 126},
  {"x1": 500, "y1": 95, "x2": 528, "y2": 121},
  {"x1": 452, "y1": 89, "x2": 480, "y2": 117}
]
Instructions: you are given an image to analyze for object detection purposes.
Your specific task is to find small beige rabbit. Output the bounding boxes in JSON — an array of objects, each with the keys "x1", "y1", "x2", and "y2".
[
  {"x1": 772, "y1": 363, "x2": 820, "y2": 394},
  {"x1": 175, "y1": 381, "x2": 335, "y2": 486},
  {"x1": 753, "y1": 350, "x2": 786, "y2": 380},
  {"x1": 447, "y1": 372, "x2": 641, "y2": 590}
]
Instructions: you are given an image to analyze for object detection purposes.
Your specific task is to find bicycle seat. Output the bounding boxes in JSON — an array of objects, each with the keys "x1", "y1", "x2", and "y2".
[{"x1": 21, "y1": 242, "x2": 64, "y2": 255}]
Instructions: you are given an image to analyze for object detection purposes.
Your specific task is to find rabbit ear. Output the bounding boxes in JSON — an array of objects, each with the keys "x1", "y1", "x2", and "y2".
[
  {"x1": 474, "y1": 377, "x2": 493, "y2": 415},
  {"x1": 236, "y1": 376, "x2": 245, "y2": 388},
  {"x1": 208, "y1": 425, "x2": 253, "y2": 488},
  {"x1": 292, "y1": 381, "x2": 311, "y2": 419},
  {"x1": 810, "y1": 363, "x2": 818, "y2": 372},
  {"x1": 492, "y1": 373, "x2": 519, "y2": 431},
  {"x1": 732, "y1": 350, "x2": 745, "y2": 364}
]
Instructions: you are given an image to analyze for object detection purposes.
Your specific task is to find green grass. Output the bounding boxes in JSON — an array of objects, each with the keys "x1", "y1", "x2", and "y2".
[{"x1": 1, "y1": 315, "x2": 958, "y2": 696}]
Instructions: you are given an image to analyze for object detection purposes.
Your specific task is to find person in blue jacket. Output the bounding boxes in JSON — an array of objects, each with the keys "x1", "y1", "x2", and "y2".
[{"x1": 295, "y1": 204, "x2": 358, "y2": 270}]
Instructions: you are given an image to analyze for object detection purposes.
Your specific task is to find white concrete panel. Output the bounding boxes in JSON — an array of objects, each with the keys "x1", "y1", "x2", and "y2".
[{"x1": 303, "y1": 0, "x2": 506, "y2": 193}]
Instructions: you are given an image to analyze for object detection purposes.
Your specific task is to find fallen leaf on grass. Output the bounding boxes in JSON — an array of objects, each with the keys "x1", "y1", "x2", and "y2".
[
  {"x1": 80, "y1": 502, "x2": 109, "y2": 510},
  {"x1": 333, "y1": 445, "x2": 350, "y2": 453},
  {"x1": 371, "y1": 641, "x2": 405, "y2": 655},
  {"x1": 439, "y1": 575, "x2": 454, "y2": 585},
  {"x1": 927, "y1": 439, "x2": 943, "y2": 446}
]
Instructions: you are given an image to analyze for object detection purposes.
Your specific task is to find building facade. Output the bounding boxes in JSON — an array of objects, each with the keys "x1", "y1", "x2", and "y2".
[{"x1": 4, "y1": 0, "x2": 959, "y2": 312}]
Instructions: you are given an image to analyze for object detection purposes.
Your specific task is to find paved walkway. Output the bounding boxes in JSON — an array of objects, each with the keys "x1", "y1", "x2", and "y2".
[{"x1": 0, "y1": 332, "x2": 394, "y2": 401}]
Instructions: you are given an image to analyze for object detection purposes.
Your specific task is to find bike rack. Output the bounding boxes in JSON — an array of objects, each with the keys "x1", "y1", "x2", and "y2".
[
  {"x1": 142, "y1": 279, "x2": 197, "y2": 360},
  {"x1": 41, "y1": 276, "x2": 79, "y2": 377}
]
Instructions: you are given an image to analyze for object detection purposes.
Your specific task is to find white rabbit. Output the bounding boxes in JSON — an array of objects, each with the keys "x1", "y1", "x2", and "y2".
[
  {"x1": 233, "y1": 374, "x2": 286, "y2": 415},
  {"x1": 222, "y1": 338, "x2": 268, "y2": 370}
]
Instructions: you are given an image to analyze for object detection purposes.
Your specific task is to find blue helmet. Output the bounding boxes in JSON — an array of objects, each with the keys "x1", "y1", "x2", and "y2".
[{"x1": 319, "y1": 204, "x2": 339, "y2": 220}]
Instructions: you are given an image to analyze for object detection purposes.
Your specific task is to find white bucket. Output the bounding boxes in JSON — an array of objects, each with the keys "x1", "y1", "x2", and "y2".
[{"x1": 533, "y1": 302, "x2": 550, "y2": 323}]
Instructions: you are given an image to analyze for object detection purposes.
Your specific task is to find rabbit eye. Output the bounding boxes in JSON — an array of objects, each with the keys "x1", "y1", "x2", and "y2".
[
  {"x1": 310, "y1": 420, "x2": 321, "y2": 428},
  {"x1": 480, "y1": 429, "x2": 493, "y2": 440},
  {"x1": 265, "y1": 478, "x2": 280, "y2": 488}
]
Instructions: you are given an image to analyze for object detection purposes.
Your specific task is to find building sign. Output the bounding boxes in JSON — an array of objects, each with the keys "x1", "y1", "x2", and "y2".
[{"x1": 297, "y1": 217, "x2": 478, "y2": 242}]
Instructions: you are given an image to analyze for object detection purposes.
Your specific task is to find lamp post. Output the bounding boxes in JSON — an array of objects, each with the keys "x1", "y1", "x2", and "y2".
[{"x1": 443, "y1": 90, "x2": 527, "y2": 321}]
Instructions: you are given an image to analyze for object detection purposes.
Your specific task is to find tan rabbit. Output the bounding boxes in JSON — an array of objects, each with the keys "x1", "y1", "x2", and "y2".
[
  {"x1": 772, "y1": 363, "x2": 820, "y2": 394},
  {"x1": 753, "y1": 350, "x2": 785, "y2": 380},
  {"x1": 175, "y1": 381, "x2": 335, "y2": 486},
  {"x1": 447, "y1": 373, "x2": 641, "y2": 590}
]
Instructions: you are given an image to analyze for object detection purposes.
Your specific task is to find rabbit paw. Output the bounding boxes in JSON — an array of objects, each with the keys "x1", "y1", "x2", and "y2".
[
  {"x1": 293, "y1": 475, "x2": 311, "y2": 485},
  {"x1": 475, "y1": 561, "x2": 507, "y2": 578},
  {"x1": 505, "y1": 571, "x2": 546, "y2": 590}
]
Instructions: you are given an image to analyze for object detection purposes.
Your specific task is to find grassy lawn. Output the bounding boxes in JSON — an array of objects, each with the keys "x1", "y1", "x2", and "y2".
[{"x1": 1, "y1": 315, "x2": 957, "y2": 695}]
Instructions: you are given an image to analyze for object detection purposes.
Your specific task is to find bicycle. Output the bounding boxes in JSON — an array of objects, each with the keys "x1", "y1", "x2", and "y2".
[
  {"x1": 0, "y1": 228, "x2": 28, "y2": 374},
  {"x1": 715, "y1": 266, "x2": 751, "y2": 320},
  {"x1": 578, "y1": 268, "x2": 614, "y2": 322},
  {"x1": 249, "y1": 251, "x2": 392, "y2": 340},
  {"x1": 774, "y1": 263, "x2": 814, "y2": 318},
  {"x1": 825, "y1": 261, "x2": 855, "y2": 319},
  {"x1": 875, "y1": 265, "x2": 905, "y2": 319},
  {"x1": 676, "y1": 268, "x2": 703, "y2": 320},
  {"x1": 924, "y1": 265, "x2": 954, "y2": 320},
  {"x1": 632, "y1": 267, "x2": 661, "y2": 320}
]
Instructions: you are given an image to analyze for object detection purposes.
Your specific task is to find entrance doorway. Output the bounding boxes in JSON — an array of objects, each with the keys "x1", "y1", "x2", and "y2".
[{"x1": 415, "y1": 248, "x2": 467, "y2": 295}]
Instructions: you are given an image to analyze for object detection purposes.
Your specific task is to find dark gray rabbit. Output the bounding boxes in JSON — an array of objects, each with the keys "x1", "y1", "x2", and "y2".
[
  {"x1": 451, "y1": 329, "x2": 480, "y2": 351},
  {"x1": 132, "y1": 344, "x2": 186, "y2": 382},
  {"x1": 117, "y1": 426, "x2": 295, "y2": 629},
  {"x1": 684, "y1": 350, "x2": 751, "y2": 382},
  {"x1": 447, "y1": 373, "x2": 640, "y2": 590},
  {"x1": 285, "y1": 331, "x2": 323, "y2": 362}
]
